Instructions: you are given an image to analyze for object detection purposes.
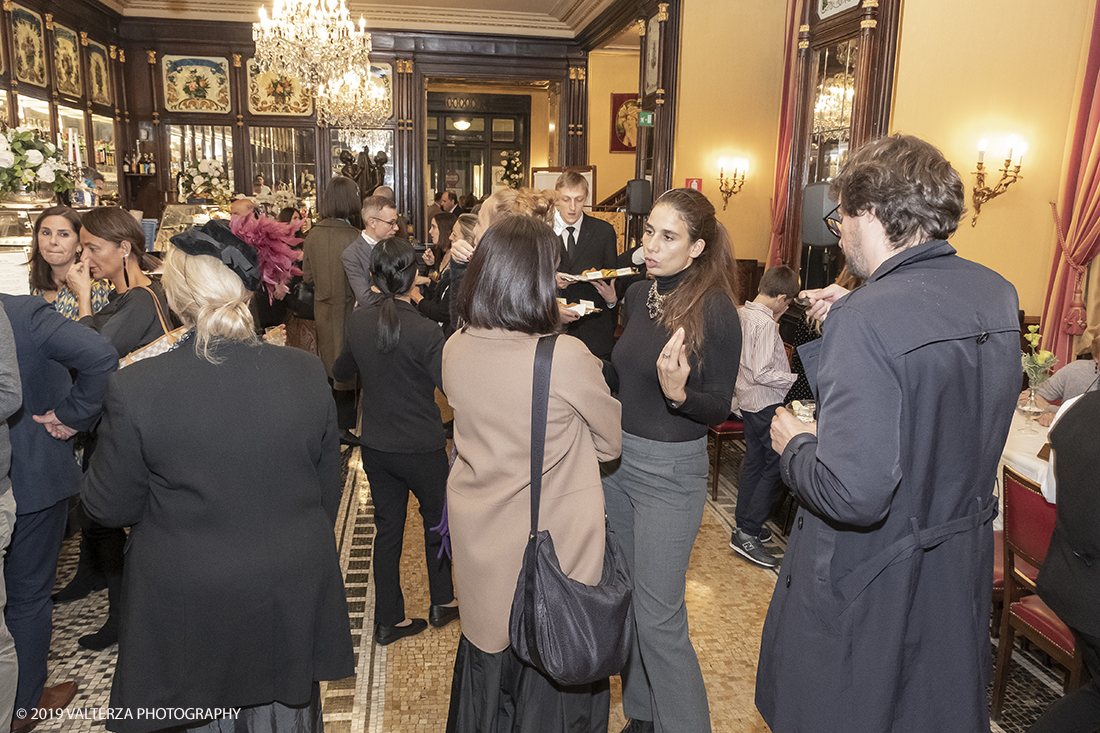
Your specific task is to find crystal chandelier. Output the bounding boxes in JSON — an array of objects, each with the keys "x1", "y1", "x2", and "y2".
[
  {"x1": 253, "y1": 0, "x2": 371, "y2": 92},
  {"x1": 813, "y1": 72, "x2": 855, "y2": 141},
  {"x1": 316, "y1": 69, "x2": 391, "y2": 131}
]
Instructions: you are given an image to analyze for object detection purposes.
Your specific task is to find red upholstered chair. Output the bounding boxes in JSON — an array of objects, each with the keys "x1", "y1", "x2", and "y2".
[
  {"x1": 990, "y1": 466, "x2": 1085, "y2": 720},
  {"x1": 991, "y1": 530, "x2": 1039, "y2": 637},
  {"x1": 707, "y1": 418, "x2": 744, "y2": 500}
]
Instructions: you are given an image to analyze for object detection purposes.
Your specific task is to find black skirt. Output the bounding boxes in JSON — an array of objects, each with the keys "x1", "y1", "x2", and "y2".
[{"x1": 446, "y1": 635, "x2": 610, "y2": 733}]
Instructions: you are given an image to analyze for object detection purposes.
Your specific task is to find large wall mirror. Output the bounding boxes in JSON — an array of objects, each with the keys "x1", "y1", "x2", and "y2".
[
  {"x1": 167, "y1": 124, "x2": 234, "y2": 198},
  {"x1": 249, "y1": 126, "x2": 317, "y2": 209}
]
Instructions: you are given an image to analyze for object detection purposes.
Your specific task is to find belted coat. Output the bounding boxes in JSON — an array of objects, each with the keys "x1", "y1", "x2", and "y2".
[{"x1": 756, "y1": 241, "x2": 1021, "y2": 733}]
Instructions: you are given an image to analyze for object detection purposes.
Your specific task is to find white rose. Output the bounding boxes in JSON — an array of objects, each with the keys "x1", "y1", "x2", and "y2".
[
  {"x1": 193, "y1": 175, "x2": 205, "y2": 185},
  {"x1": 0, "y1": 137, "x2": 10, "y2": 153},
  {"x1": 25, "y1": 149, "x2": 43, "y2": 166},
  {"x1": 45, "y1": 142, "x2": 55, "y2": 154},
  {"x1": 37, "y1": 167, "x2": 55, "y2": 183},
  {"x1": 0, "y1": 151, "x2": 15, "y2": 168}
]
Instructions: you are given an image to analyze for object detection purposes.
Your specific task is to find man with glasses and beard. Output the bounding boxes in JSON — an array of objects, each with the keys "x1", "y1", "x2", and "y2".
[{"x1": 759, "y1": 134, "x2": 1021, "y2": 733}]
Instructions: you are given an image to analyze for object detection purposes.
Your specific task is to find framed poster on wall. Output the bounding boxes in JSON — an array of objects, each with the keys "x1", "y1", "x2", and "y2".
[
  {"x1": 162, "y1": 55, "x2": 231, "y2": 113},
  {"x1": 610, "y1": 93, "x2": 639, "y2": 153}
]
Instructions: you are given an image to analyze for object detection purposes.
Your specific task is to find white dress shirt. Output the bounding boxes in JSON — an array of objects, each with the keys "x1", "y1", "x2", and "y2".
[{"x1": 553, "y1": 210, "x2": 584, "y2": 254}]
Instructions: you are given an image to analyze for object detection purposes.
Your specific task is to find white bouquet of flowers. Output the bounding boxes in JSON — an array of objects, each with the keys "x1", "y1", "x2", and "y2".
[
  {"x1": 180, "y1": 158, "x2": 232, "y2": 205},
  {"x1": 0, "y1": 126, "x2": 74, "y2": 195}
]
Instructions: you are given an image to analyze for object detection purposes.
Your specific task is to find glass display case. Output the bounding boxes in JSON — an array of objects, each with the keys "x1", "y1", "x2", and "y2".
[
  {"x1": 16, "y1": 96, "x2": 50, "y2": 131},
  {"x1": 152, "y1": 203, "x2": 226, "y2": 252},
  {"x1": 0, "y1": 207, "x2": 36, "y2": 295},
  {"x1": 167, "y1": 125, "x2": 234, "y2": 200},
  {"x1": 58, "y1": 105, "x2": 88, "y2": 170},
  {"x1": 249, "y1": 126, "x2": 316, "y2": 212},
  {"x1": 90, "y1": 114, "x2": 118, "y2": 199}
]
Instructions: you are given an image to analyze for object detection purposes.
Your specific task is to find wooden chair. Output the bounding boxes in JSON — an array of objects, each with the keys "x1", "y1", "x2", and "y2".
[
  {"x1": 990, "y1": 466, "x2": 1085, "y2": 720},
  {"x1": 991, "y1": 528, "x2": 1038, "y2": 637},
  {"x1": 707, "y1": 418, "x2": 744, "y2": 500}
]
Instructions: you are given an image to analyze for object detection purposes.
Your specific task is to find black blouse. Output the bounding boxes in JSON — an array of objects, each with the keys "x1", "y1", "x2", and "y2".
[
  {"x1": 80, "y1": 282, "x2": 170, "y2": 359},
  {"x1": 609, "y1": 270, "x2": 742, "y2": 442}
]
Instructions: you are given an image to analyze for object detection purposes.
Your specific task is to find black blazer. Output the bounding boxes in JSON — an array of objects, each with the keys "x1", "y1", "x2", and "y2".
[
  {"x1": 1037, "y1": 390, "x2": 1100, "y2": 638},
  {"x1": 559, "y1": 213, "x2": 619, "y2": 358},
  {"x1": 81, "y1": 340, "x2": 353, "y2": 732},
  {"x1": 2, "y1": 294, "x2": 116, "y2": 514}
]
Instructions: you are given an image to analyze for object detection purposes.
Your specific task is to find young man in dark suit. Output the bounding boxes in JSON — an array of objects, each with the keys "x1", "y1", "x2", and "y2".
[{"x1": 552, "y1": 171, "x2": 620, "y2": 359}]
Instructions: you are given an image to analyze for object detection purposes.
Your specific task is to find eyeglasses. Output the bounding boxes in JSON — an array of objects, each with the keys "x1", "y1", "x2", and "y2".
[
  {"x1": 823, "y1": 205, "x2": 842, "y2": 238},
  {"x1": 372, "y1": 217, "x2": 399, "y2": 229}
]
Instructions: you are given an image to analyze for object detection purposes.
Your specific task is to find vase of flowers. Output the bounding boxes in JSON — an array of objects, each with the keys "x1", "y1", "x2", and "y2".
[
  {"x1": 0, "y1": 127, "x2": 74, "y2": 204},
  {"x1": 500, "y1": 150, "x2": 523, "y2": 189},
  {"x1": 1019, "y1": 325, "x2": 1058, "y2": 428},
  {"x1": 180, "y1": 158, "x2": 232, "y2": 206}
]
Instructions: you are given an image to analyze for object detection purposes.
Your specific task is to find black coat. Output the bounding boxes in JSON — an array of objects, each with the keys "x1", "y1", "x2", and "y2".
[
  {"x1": 1, "y1": 294, "x2": 116, "y2": 514},
  {"x1": 81, "y1": 339, "x2": 353, "y2": 733},
  {"x1": 757, "y1": 241, "x2": 1021, "y2": 732},
  {"x1": 559, "y1": 214, "x2": 619, "y2": 358},
  {"x1": 1037, "y1": 390, "x2": 1100, "y2": 638}
]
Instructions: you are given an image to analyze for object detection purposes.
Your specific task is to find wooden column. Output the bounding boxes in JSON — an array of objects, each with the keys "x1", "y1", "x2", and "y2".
[
  {"x1": 562, "y1": 62, "x2": 588, "y2": 166},
  {"x1": 848, "y1": 0, "x2": 880, "y2": 151},
  {"x1": 780, "y1": 21, "x2": 814, "y2": 270},
  {"x1": 393, "y1": 57, "x2": 422, "y2": 238},
  {"x1": 650, "y1": 0, "x2": 679, "y2": 199}
]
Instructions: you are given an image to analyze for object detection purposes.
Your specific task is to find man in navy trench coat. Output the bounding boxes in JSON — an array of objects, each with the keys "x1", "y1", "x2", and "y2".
[{"x1": 758, "y1": 134, "x2": 1021, "y2": 732}]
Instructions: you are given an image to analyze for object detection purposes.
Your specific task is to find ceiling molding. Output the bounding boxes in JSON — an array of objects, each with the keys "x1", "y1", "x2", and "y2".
[{"x1": 110, "y1": 0, "x2": 619, "y2": 38}]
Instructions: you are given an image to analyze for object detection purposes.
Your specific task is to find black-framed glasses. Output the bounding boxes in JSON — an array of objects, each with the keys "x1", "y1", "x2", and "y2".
[
  {"x1": 372, "y1": 216, "x2": 399, "y2": 228},
  {"x1": 823, "y1": 205, "x2": 842, "y2": 238}
]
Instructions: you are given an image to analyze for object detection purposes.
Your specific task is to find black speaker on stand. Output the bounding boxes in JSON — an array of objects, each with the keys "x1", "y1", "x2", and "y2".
[
  {"x1": 626, "y1": 179, "x2": 652, "y2": 214},
  {"x1": 800, "y1": 181, "x2": 842, "y2": 290}
]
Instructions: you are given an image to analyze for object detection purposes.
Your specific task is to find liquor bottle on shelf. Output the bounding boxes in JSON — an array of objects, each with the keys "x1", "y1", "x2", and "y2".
[
  {"x1": 123, "y1": 152, "x2": 131, "y2": 173},
  {"x1": 148, "y1": 157, "x2": 156, "y2": 175}
]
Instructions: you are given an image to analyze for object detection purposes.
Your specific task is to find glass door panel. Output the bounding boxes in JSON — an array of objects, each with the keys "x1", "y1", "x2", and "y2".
[
  {"x1": 249, "y1": 126, "x2": 317, "y2": 211},
  {"x1": 90, "y1": 114, "x2": 117, "y2": 196},
  {"x1": 167, "y1": 124, "x2": 234, "y2": 197}
]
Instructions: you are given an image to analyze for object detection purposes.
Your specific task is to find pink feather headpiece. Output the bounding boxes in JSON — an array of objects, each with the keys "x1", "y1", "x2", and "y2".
[{"x1": 230, "y1": 214, "x2": 304, "y2": 303}]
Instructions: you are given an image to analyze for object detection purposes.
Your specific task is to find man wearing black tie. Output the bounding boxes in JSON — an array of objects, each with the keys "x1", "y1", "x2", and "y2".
[{"x1": 553, "y1": 171, "x2": 620, "y2": 359}]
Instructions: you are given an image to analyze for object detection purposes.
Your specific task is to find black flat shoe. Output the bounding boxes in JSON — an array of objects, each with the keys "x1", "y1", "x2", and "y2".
[
  {"x1": 620, "y1": 720, "x2": 655, "y2": 733},
  {"x1": 374, "y1": 618, "x2": 427, "y2": 646},
  {"x1": 52, "y1": 574, "x2": 106, "y2": 604},
  {"x1": 428, "y1": 604, "x2": 460, "y2": 628},
  {"x1": 78, "y1": 620, "x2": 118, "y2": 651},
  {"x1": 339, "y1": 429, "x2": 360, "y2": 446}
]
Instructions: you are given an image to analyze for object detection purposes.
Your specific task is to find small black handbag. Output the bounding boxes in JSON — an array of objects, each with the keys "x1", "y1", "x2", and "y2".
[
  {"x1": 508, "y1": 334, "x2": 634, "y2": 686},
  {"x1": 291, "y1": 280, "x2": 315, "y2": 320}
]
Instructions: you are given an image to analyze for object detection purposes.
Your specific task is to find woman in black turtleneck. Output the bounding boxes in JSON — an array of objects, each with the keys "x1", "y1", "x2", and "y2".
[{"x1": 602, "y1": 188, "x2": 741, "y2": 733}]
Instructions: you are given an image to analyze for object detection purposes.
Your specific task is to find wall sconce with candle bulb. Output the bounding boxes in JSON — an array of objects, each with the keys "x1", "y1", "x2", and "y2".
[
  {"x1": 971, "y1": 137, "x2": 1024, "y2": 227},
  {"x1": 717, "y1": 157, "x2": 748, "y2": 210}
]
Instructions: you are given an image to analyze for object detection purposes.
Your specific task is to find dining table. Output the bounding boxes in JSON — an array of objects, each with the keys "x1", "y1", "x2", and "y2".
[{"x1": 994, "y1": 411, "x2": 1052, "y2": 528}]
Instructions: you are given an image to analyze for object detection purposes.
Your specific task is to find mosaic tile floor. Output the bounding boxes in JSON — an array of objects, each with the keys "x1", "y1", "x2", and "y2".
[{"x1": 31, "y1": 433, "x2": 1067, "y2": 732}]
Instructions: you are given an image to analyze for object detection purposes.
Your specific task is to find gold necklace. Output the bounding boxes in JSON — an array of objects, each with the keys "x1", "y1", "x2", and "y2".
[{"x1": 646, "y1": 280, "x2": 667, "y2": 319}]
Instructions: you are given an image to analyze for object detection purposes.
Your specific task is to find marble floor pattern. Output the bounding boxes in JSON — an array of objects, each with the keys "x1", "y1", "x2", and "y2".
[{"x1": 35, "y1": 436, "x2": 1068, "y2": 732}]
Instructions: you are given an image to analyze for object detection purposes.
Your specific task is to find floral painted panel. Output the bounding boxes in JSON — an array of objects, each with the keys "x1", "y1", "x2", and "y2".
[
  {"x1": 88, "y1": 40, "x2": 111, "y2": 106},
  {"x1": 162, "y1": 55, "x2": 231, "y2": 114},
  {"x1": 246, "y1": 59, "x2": 312, "y2": 116},
  {"x1": 53, "y1": 24, "x2": 81, "y2": 97},
  {"x1": 12, "y1": 5, "x2": 46, "y2": 86}
]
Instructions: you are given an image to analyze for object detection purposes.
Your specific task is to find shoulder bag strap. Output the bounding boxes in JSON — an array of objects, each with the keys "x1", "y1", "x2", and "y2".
[
  {"x1": 529, "y1": 334, "x2": 559, "y2": 535},
  {"x1": 134, "y1": 284, "x2": 170, "y2": 337}
]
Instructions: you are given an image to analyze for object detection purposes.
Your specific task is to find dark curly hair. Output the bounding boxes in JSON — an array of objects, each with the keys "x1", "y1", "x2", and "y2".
[{"x1": 830, "y1": 134, "x2": 966, "y2": 249}]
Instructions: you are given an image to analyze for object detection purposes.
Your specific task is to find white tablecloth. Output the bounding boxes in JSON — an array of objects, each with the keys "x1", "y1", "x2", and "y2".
[{"x1": 993, "y1": 412, "x2": 1051, "y2": 528}]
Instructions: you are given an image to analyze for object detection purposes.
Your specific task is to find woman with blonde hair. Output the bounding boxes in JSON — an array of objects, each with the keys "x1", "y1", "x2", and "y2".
[
  {"x1": 81, "y1": 219, "x2": 353, "y2": 733},
  {"x1": 602, "y1": 188, "x2": 742, "y2": 733}
]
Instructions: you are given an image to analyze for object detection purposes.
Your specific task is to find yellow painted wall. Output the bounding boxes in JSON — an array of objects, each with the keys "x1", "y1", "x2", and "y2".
[
  {"x1": 890, "y1": 0, "x2": 1094, "y2": 316},
  {"x1": 588, "y1": 49, "x2": 641, "y2": 203},
  {"x1": 672, "y1": 0, "x2": 788, "y2": 264}
]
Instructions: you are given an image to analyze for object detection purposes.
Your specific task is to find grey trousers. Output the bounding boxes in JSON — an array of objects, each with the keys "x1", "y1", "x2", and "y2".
[
  {"x1": 0, "y1": 487, "x2": 17, "y2": 730},
  {"x1": 602, "y1": 432, "x2": 711, "y2": 733}
]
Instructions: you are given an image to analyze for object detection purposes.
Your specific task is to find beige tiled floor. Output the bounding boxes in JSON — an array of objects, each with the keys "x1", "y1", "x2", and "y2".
[{"x1": 380, "y1": 475, "x2": 775, "y2": 732}]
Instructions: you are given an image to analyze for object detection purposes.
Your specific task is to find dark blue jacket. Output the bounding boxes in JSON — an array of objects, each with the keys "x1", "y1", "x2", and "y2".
[
  {"x1": 756, "y1": 241, "x2": 1021, "y2": 732},
  {"x1": 2, "y1": 294, "x2": 117, "y2": 514}
]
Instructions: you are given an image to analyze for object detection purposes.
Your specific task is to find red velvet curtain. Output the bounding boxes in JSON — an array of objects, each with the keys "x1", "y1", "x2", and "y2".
[
  {"x1": 1041, "y1": 0, "x2": 1100, "y2": 362},
  {"x1": 766, "y1": 0, "x2": 804, "y2": 268}
]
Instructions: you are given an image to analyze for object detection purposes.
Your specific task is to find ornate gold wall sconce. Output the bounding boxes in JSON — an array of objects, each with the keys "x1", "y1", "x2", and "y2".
[
  {"x1": 971, "y1": 137, "x2": 1024, "y2": 227},
  {"x1": 717, "y1": 157, "x2": 748, "y2": 210}
]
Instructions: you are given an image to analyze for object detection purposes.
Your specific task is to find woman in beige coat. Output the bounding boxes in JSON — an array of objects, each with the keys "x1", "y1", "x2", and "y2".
[
  {"x1": 443, "y1": 213, "x2": 622, "y2": 732},
  {"x1": 301, "y1": 176, "x2": 362, "y2": 439}
]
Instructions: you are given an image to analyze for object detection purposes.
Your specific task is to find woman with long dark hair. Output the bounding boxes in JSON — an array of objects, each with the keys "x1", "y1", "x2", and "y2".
[
  {"x1": 414, "y1": 211, "x2": 458, "y2": 334},
  {"x1": 443, "y1": 213, "x2": 621, "y2": 731},
  {"x1": 602, "y1": 188, "x2": 742, "y2": 732},
  {"x1": 332, "y1": 238, "x2": 457, "y2": 645}
]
